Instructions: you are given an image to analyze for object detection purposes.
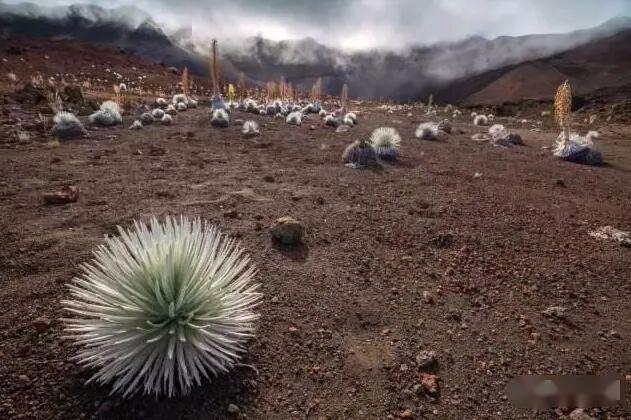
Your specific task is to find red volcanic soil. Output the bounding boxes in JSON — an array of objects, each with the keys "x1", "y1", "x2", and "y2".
[
  {"x1": 465, "y1": 62, "x2": 568, "y2": 105},
  {"x1": 0, "y1": 42, "x2": 631, "y2": 420},
  {"x1": 0, "y1": 38, "x2": 209, "y2": 95}
]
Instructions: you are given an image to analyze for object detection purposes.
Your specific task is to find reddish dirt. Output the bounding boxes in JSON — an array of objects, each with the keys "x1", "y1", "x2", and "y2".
[
  {"x1": 1, "y1": 99, "x2": 630, "y2": 419},
  {"x1": 1, "y1": 39, "x2": 631, "y2": 420},
  {"x1": 465, "y1": 62, "x2": 568, "y2": 105},
  {"x1": 0, "y1": 38, "x2": 209, "y2": 98}
]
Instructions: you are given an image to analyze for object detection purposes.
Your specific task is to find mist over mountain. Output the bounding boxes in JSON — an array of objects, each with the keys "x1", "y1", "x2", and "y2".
[{"x1": 1, "y1": 1, "x2": 631, "y2": 103}]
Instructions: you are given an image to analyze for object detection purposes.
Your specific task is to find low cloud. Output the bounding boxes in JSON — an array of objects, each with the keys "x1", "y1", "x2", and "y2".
[{"x1": 3, "y1": 0, "x2": 631, "y2": 50}]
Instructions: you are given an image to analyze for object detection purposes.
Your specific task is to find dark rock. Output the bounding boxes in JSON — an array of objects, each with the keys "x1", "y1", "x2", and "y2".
[
  {"x1": 429, "y1": 233, "x2": 454, "y2": 248},
  {"x1": 271, "y1": 217, "x2": 304, "y2": 245},
  {"x1": 149, "y1": 145, "x2": 166, "y2": 156},
  {"x1": 223, "y1": 209, "x2": 238, "y2": 218},
  {"x1": 43, "y1": 186, "x2": 79, "y2": 205},
  {"x1": 62, "y1": 85, "x2": 84, "y2": 104},
  {"x1": 32, "y1": 317, "x2": 51, "y2": 333},
  {"x1": 419, "y1": 373, "x2": 439, "y2": 396},
  {"x1": 14, "y1": 83, "x2": 47, "y2": 106}
]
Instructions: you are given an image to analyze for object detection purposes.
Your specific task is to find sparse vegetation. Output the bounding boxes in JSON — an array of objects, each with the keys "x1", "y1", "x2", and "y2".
[
  {"x1": 151, "y1": 108, "x2": 165, "y2": 119},
  {"x1": 554, "y1": 80, "x2": 572, "y2": 144},
  {"x1": 129, "y1": 119, "x2": 142, "y2": 130},
  {"x1": 415, "y1": 122, "x2": 439, "y2": 140},
  {"x1": 52, "y1": 111, "x2": 87, "y2": 139},
  {"x1": 211, "y1": 108, "x2": 230, "y2": 127},
  {"x1": 286, "y1": 111, "x2": 302, "y2": 126},
  {"x1": 369, "y1": 127, "x2": 401, "y2": 160},
  {"x1": 160, "y1": 113, "x2": 173, "y2": 125},
  {"x1": 89, "y1": 100, "x2": 122, "y2": 126},
  {"x1": 342, "y1": 139, "x2": 377, "y2": 168},
  {"x1": 552, "y1": 80, "x2": 603, "y2": 165},
  {"x1": 473, "y1": 114, "x2": 489, "y2": 126},
  {"x1": 242, "y1": 120, "x2": 260, "y2": 138}
]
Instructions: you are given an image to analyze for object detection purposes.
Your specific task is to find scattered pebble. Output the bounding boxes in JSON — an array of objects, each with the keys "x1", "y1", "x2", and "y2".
[
  {"x1": 415, "y1": 350, "x2": 437, "y2": 369},
  {"x1": 419, "y1": 372, "x2": 439, "y2": 396},
  {"x1": 422, "y1": 290, "x2": 434, "y2": 304},
  {"x1": 542, "y1": 306, "x2": 568, "y2": 319},
  {"x1": 32, "y1": 317, "x2": 51, "y2": 333},
  {"x1": 43, "y1": 186, "x2": 79, "y2": 205},
  {"x1": 398, "y1": 409, "x2": 414, "y2": 418},
  {"x1": 568, "y1": 408, "x2": 595, "y2": 420},
  {"x1": 223, "y1": 209, "x2": 238, "y2": 218},
  {"x1": 271, "y1": 217, "x2": 304, "y2": 246},
  {"x1": 148, "y1": 145, "x2": 166, "y2": 156}
]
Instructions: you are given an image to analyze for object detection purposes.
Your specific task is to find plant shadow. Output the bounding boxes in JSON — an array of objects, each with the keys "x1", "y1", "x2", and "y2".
[
  {"x1": 272, "y1": 240, "x2": 310, "y2": 261},
  {"x1": 65, "y1": 362, "x2": 259, "y2": 420}
]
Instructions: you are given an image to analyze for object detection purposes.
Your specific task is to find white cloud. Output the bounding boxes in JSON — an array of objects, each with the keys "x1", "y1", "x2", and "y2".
[{"x1": 3, "y1": 0, "x2": 631, "y2": 50}]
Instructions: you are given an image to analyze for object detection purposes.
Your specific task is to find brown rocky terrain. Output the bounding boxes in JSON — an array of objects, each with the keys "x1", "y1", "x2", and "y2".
[{"x1": 0, "y1": 38, "x2": 630, "y2": 420}]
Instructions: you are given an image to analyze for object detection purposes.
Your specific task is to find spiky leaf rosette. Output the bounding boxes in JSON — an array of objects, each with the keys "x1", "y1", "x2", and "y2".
[
  {"x1": 370, "y1": 127, "x2": 401, "y2": 148},
  {"x1": 415, "y1": 123, "x2": 439, "y2": 140},
  {"x1": 52, "y1": 111, "x2": 87, "y2": 140},
  {"x1": 369, "y1": 127, "x2": 401, "y2": 161},
  {"x1": 63, "y1": 216, "x2": 262, "y2": 398},
  {"x1": 342, "y1": 139, "x2": 377, "y2": 168}
]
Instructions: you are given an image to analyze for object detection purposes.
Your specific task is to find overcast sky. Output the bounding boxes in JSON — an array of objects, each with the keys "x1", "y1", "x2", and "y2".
[{"x1": 4, "y1": 0, "x2": 631, "y2": 50}]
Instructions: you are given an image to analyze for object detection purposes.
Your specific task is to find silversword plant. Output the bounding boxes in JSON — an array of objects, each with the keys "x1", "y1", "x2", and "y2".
[{"x1": 63, "y1": 216, "x2": 262, "y2": 397}]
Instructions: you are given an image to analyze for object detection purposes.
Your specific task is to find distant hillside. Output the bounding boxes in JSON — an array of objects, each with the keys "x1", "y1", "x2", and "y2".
[{"x1": 445, "y1": 29, "x2": 631, "y2": 106}]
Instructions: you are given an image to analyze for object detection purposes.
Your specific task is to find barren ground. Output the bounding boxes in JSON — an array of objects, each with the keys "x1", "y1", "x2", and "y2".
[{"x1": 1, "y1": 99, "x2": 631, "y2": 420}]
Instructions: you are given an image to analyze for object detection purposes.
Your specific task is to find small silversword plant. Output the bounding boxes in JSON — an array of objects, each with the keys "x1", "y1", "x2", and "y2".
[{"x1": 63, "y1": 216, "x2": 262, "y2": 398}]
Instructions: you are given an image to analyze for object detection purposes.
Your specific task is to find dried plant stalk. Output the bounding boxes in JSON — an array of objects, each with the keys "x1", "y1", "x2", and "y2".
[
  {"x1": 279, "y1": 76, "x2": 286, "y2": 99},
  {"x1": 341, "y1": 84, "x2": 348, "y2": 110},
  {"x1": 228, "y1": 83, "x2": 235, "y2": 103},
  {"x1": 113, "y1": 84, "x2": 121, "y2": 105},
  {"x1": 286, "y1": 83, "x2": 294, "y2": 101},
  {"x1": 238, "y1": 72, "x2": 246, "y2": 99},
  {"x1": 315, "y1": 77, "x2": 321, "y2": 101},
  {"x1": 182, "y1": 67, "x2": 189, "y2": 97},
  {"x1": 310, "y1": 77, "x2": 322, "y2": 102},
  {"x1": 210, "y1": 39, "x2": 220, "y2": 94},
  {"x1": 266, "y1": 81, "x2": 277, "y2": 99},
  {"x1": 554, "y1": 80, "x2": 572, "y2": 142},
  {"x1": 427, "y1": 93, "x2": 433, "y2": 109}
]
